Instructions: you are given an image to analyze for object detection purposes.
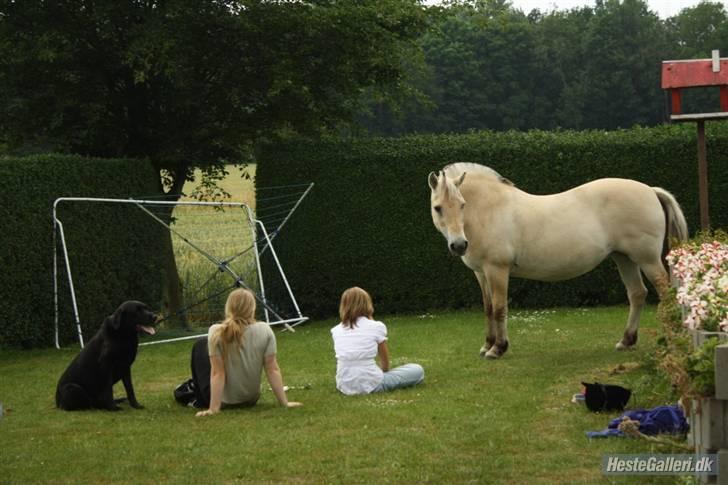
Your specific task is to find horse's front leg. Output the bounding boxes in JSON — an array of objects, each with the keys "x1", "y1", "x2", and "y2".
[
  {"x1": 475, "y1": 272, "x2": 496, "y2": 357},
  {"x1": 483, "y1": 265, "x2": 510, "y2": 360}
]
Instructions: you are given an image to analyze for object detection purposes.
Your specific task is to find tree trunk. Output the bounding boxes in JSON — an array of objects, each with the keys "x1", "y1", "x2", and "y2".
[
  {"x1": 160, "y1": 214, "x2": 189, "y2": 329},
  {"x1": 157, "y1": 169, "x2": 190, "y2": 330}
]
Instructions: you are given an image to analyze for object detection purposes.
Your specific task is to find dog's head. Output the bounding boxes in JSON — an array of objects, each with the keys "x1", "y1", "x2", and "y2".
[{"x1": 106, "y1": 301, "x2": 158, "y2": 337}]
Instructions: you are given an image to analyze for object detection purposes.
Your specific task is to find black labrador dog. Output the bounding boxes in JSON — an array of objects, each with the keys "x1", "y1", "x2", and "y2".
[{"x1": 56, "y1": 301, "x2": 158, "y2": 411}]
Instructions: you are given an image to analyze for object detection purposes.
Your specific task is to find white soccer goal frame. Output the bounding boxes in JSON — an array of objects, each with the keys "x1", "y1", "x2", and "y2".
[{"x1": 53, "y1": 187, "x2": 312, "y2": 349}]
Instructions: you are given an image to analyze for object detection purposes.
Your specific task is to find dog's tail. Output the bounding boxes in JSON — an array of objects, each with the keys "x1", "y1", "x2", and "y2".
[{"x1": 56, "y1": 383, "x2": 92, "y2": 411}]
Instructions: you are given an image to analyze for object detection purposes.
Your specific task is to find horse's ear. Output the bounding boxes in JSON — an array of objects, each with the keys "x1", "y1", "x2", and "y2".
[
  {"x1": 455, "y1": 172, "x2": 466, "y2": 188},
  {"x1": 428, "y1": 171, "x2": 439, "y2": 190}
]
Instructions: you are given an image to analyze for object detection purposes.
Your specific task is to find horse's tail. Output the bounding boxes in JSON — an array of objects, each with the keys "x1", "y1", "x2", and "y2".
[{"x1": 652, "y1": 187, "x2": 688, "y2": 262}]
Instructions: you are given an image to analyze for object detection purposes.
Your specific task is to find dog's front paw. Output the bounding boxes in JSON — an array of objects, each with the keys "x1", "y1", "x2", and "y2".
[{"x1": 130, "y1": 402, "x2": 144, "y2": 409}]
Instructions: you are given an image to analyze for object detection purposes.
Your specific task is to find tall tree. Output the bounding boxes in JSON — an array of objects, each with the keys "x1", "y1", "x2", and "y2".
[
  {"x1": 422, "y1": 1, "x2": 541, "y2": 131},
  {"x1": 667, "y1": 1, "x2": 728, "y2": 58},
  {"x1": 665, "y1": 1, "x2": 728, "y2": 114},
  {"x1": 0, "y1": 0, "x2": 428, "y2": 183},
  {"x1": 363, "y1": 0, "x2": 545, "y2": 134},
  {"x1": 530, "y1": 7, "x2": 595, "y2": 129},
  {"x1": 0, "y1": 0, "x2": 429, "y2": 323},
  {"x1": 362, "y1": 0, "x2": 728, "y2": 134},
  {"x1": 575, "y1": 0, "x2": 669, "y2": 128}
]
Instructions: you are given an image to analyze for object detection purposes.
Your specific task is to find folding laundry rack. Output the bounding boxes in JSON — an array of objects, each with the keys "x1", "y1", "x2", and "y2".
[{"x1": 52, "y1": 183, "x2": 313, "y2": 349}]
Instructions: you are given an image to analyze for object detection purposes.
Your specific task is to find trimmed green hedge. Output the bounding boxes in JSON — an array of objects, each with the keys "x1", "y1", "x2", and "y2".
[
  {"x1": 256, "y1": 124, "x2": 728, "y2": 319},
  {"x1": 0, "y1": 154, "x2": 164, "y2": 348}
]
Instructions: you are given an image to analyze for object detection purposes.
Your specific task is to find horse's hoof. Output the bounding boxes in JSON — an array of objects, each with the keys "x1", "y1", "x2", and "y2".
[
  {"x1": 615, "y1": 341, "x2": 634, "y2": 351},
  {"x1": 484, "y1": 348, "x2": 501, "y2": 359},
  {"x1": 483, "y1": 339, "x2": 509, "y2": 359},
  {"x1": 616, "y1": 331, "x2": 638, "y2": 350}
]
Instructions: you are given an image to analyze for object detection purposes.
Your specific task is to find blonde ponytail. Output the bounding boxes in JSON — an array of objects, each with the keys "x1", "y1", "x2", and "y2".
[{"x1": 210, "y1": 288, "x2": 257, "y2": 359}]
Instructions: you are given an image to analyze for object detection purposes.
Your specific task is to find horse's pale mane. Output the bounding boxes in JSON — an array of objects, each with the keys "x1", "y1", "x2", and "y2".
[{"x1": 442, "y1": 163, "x2": 511, "y2": 185}]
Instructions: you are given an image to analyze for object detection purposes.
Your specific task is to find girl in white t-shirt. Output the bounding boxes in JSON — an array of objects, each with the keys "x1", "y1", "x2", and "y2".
[{"x1": 331, "y1": 287, "x2": 424, "y2": 395}]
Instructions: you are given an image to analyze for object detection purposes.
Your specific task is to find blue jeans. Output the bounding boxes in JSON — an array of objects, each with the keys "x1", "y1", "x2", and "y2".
[{"x1": 373, "y1": 364, "x2": 424, "y2": 393}]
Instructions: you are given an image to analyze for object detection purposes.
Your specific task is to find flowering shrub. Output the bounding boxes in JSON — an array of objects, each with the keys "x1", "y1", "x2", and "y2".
[
  {"x1": 666, "y1": 241, "x2": 728, "y2": 332},
  {"x1": 656, "y1": 233, "x2": 728, "y2": 399}
]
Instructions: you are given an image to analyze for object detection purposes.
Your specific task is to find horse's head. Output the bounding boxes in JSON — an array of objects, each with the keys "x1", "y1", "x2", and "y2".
[{"x1": 428, "y1": 170, "x2": 468, "y2": 256}]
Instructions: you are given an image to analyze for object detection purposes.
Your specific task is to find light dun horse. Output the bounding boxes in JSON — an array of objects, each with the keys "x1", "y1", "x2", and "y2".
[{"x1": 428, "y1": 163, "x2": 688, "y2": 359}]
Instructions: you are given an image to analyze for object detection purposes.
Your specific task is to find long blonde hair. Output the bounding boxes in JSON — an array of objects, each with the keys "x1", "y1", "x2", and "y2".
[
  {"x1": 210, "y1": 288, "x2": 257, "y2": 359},
  {"x1": 339, "y1": 287, "x2": 374, "y2": 328}
]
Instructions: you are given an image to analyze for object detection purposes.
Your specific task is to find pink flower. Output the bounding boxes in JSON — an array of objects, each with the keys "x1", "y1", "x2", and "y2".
[{"x1": 668, "y1": 241, "x2": 728, "y2": 332}]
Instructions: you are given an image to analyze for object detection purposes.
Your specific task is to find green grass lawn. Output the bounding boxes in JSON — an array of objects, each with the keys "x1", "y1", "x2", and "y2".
[{"x1": 1, "y1": 306, "x2": 689, "y2": 484}]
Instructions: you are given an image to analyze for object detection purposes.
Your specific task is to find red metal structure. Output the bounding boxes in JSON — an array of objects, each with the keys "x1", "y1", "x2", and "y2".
[{"x1": 661, "y1": 50, "x2": 728, "y2": 230}]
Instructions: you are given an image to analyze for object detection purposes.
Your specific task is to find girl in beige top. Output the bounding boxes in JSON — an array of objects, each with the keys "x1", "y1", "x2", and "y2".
[{"x1": 195, "y1": 288, "x2": 302, "y2": 416}]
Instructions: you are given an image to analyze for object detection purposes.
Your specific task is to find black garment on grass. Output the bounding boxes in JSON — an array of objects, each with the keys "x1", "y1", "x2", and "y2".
[
  {"x1": 582, "y1": 382, "x2": 631, "y2": 412},
  {"x1": 173, "y1": 337, "x2": 211, "y2": 409}
]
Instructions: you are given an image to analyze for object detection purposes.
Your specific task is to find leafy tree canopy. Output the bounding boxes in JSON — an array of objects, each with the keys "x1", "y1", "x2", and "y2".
[
  {"x1": 0, "y1": 0, "x2": 429, "y2": 193},
  {"x1": 360, "y1": 0, "x2": 728, "y2": 135}
]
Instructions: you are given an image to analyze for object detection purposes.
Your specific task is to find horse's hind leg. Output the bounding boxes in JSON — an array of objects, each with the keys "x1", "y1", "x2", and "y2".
[
  {"x1": 640, "y1": 260, "x2": 671, "y2": 299},
  {"x1": 475, "y1": 272, "x2": 496, "y2": 357},
  {"x1": 612, "y1": 253, "x2": 648, "y2": 350}
]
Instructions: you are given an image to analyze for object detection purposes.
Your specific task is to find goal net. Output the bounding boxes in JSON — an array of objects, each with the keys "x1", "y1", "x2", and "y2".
[{"x1": 53, "y1": 185, "x2": 312, "y2": 348}]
